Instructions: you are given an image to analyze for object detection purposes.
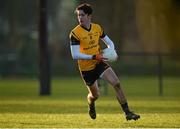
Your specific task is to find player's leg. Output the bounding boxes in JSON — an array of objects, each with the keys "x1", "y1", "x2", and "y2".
[
  {"x1": 86, "y1": 80, "x2": 100, "y2": 119},
  {"x1": 100, "y1": 67, "x2": 140, "y2": 120},
  {"x1": 100, "y1": 67, "x2": 127, "y2": 104},
  {"x1": 86, "y1": 80, "x2": 100, "y2": 105},
  {"x1": 80, "y1": 66, "x2": 102, "y2": 119}
]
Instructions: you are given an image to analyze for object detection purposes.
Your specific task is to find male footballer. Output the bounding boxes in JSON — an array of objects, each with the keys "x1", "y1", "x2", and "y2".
[{"x1": 69, "y1": 3, "x2": 140, "y2": 121}]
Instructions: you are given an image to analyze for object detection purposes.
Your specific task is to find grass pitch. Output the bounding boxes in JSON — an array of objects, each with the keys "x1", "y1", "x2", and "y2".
[{"x1": 0, "y1": 76, "x2": 179, "y2": 128}]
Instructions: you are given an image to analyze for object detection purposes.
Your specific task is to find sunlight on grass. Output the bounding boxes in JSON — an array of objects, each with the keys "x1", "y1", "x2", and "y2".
[
  {"x1": 0, "y1": 113, "x2": 179, "y2": 128},
  {"x1": 0, "y1": 77, "x2": 179, "y2": 128}
]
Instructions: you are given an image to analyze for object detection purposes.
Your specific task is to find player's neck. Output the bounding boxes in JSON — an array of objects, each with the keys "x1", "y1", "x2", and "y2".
[
  {"x1": 81, "y1": 23, "x2": 91, "y2": 31},
  {"x1": 85, "y1": 23, "x2": 91, "y2": 30}
]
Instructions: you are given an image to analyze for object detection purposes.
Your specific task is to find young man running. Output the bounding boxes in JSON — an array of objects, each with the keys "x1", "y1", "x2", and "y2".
[{"x1": 69, "y1": 3, "x2": 140, "y2": 121}]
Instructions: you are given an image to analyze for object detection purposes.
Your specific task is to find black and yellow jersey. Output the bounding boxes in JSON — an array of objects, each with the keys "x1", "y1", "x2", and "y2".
[{"x1": 69, "y1": 23, "x2": 105, "y2": 71}]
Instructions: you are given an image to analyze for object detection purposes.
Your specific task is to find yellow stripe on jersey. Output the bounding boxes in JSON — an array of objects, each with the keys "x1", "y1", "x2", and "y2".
[{"x1": 70, "y1": 23, "x2": 104, "y2": 71}]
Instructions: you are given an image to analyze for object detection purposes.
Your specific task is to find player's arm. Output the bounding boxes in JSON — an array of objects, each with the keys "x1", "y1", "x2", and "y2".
[
  {"x1": 70, "y1": 35, "x2": 106, "y2": 61},
  {"x1": 71, "y1": 45, "x2": 93, "y2": 60},
  {"x1": 70, "y1": 35, "x2": 93, "y2": 59},
  {"x1": 99, "y1": 28, "x2": 115, "y2": 49},
  {"x1": 101, "y1": 35, "x2": 115, "y2": 49}
]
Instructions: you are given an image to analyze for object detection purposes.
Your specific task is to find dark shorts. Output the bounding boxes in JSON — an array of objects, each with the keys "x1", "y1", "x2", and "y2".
[{"x1": 80, "y1": 61, "x2": 110, "y2": 86}]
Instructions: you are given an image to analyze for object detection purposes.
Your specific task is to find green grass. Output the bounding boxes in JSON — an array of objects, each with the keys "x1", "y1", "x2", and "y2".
[{"x1": 0, "y1": 76, "x2": 180, "y2": 128}]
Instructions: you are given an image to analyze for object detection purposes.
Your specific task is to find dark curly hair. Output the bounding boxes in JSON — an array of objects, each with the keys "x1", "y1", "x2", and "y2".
[{"x1": 75, "y1": 3, "x2": 93, "y2": 15}]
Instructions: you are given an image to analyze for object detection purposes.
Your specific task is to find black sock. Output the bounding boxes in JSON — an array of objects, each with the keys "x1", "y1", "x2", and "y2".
[{"x1": 121, "y1": 102, "x2": 130, "y2": 114}]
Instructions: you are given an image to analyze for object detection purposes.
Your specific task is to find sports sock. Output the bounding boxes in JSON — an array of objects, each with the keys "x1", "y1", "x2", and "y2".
[{"x1": 121, "y1": 102, "x2": 130, "y2": 114}]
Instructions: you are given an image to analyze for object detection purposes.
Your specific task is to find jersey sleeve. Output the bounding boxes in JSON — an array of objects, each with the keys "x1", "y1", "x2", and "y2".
[
  {"x1": 69, "y1": 31, "x2": 80, "y2": 45},
  {"x1": 99, "y1": 25, "x2": 106, "y2": 38}
]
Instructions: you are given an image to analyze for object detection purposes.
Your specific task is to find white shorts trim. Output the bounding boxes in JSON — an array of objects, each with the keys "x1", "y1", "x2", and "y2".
[{"x1": 100, "y1": 67, "x2": 111, "y2": 78}]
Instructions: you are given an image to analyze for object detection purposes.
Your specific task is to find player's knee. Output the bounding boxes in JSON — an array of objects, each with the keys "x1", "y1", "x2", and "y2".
[
  {"x1": 113, "y1": 82, "x2": 121, "y2": 89},
  {"x1": 92, "y1": 92, "x2": 100, "y2": 100},
  {"x1": 93, "y1": 96, "x2": 98, "y2": 100},
  {"x1": 88, "y1": 92, "x2": 100, "y2": 101}
]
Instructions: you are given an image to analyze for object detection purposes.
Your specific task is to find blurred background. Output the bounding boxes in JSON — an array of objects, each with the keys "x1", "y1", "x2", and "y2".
[
  {"x1": 0, "y1": 1, "x2": 180, "y2": 127},
  {"x1": 0, "y1": 0, "x2": 180, "y2": 88}
]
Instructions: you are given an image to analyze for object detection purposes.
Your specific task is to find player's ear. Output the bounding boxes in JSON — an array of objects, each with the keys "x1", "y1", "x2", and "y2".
[{"x1": 88, "y1": 14, "x2": 92, "y2": 19}]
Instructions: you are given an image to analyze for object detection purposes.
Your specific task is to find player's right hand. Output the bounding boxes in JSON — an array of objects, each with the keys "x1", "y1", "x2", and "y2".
[{"x1": 92, "y1": 54, "x2": 107, "y2": 61}]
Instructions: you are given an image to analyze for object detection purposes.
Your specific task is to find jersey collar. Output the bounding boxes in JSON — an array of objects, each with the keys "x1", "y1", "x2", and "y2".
[{"x1": 80, "y1": 24, "x2": 92, "y2": 32}]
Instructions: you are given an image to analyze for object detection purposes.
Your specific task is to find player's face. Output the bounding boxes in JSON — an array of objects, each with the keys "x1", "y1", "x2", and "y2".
[{"x1": 77, "y1": 10, "x2": 91, "y2": 28}]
